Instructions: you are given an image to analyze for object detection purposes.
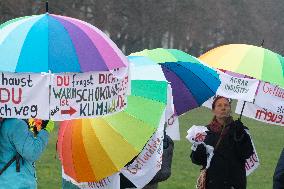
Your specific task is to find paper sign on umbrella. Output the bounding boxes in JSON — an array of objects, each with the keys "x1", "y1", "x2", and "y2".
[{"x1": 0, "y1": 13, "x2": 129, "y2": 120}]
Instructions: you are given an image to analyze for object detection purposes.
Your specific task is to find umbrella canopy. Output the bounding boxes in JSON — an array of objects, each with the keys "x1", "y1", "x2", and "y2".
[
  {"x1": 57, "y1": 59, "x2": 168, "y2": 182},
  {"x1": 0, "y1": 14, "x2": 129, "y2": 120},
  {"x1": 0, "y1": 13, "x2": 128, "y2": 73},
  {"x1": 199, "y1": 44, "x2": 284, "y2": 88},
  {"x1": 129, "y1": 49, "x2": 221, "y2": 115},
  {"x1": 130, "y1": 48, "x2": 201, "y2": 64}
]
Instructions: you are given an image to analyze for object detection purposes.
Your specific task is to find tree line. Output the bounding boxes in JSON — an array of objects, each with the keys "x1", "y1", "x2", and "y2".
[{"x1": 1, "y1": 0, "x2": 284, "y2": 56}]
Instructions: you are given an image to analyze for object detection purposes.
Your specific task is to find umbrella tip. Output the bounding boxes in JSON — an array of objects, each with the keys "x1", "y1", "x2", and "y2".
[
  {"x1": 45, "y1": 1, "x2": 49, "y2": 13},
  {"x1": 260, "y1": 39, "x2": 264, "y2": 47}
]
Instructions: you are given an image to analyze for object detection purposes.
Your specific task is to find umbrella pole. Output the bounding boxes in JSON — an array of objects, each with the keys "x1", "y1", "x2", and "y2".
[
  {"x1": 239, "y1": 40, "x2": 263, "y2": 120},
  {"x1": 46, "y1": 1, "x2": 49, "y2": 13},
  {"x1": 239, "y1": 101, "x2": 247, "y2": 120},
  {"x1": 261, "y1": 39, "x2": 264, "y2": 47}
]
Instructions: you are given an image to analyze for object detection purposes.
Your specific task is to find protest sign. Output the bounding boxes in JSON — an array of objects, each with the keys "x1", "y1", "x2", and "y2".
[
  {"x1": 62, "y1": 171, "x2": 120, "y2": 189},
  {"x1": 216, "y1": 72, "x2": 259, "y2": 102},
  {"x1": 254, "y1": 81, "x2": 284, "y2": 114},
  {"x1": 165, "y1": 85, "x2": 180, "y2": 140},
  {"x1": 245, "y1": 131, "x2": 259, "y2": 176},
  {"x1": 0, "y1": 72, "x2": 49, "y2": 119},
  {"x1": 50, "y1": 71, "x2": 128, "y2": 120},
  {"x1": 236, "y1": 101, "x2": 284, "y2": 127}
]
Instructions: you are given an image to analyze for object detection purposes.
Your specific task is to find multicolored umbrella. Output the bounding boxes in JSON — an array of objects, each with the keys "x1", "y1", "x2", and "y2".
[
  {"x1": 0, "y1": 13, "x2": 128, "y2": 72},
  {"x1": 129, "y1": 49, "x2": 221, "y2": 115},
  {"x1": 199, "y1": 44, "x2": 284, "y2": 88},
  {"x1": 57, "y1": 59, "x2": 168, "y2": 182},
  {"x1": 0, "y1": 13, "x2": 129, "y2": 120},
  {"x1": 130, "y1": 48, "x2": 201, "y2": 64}
]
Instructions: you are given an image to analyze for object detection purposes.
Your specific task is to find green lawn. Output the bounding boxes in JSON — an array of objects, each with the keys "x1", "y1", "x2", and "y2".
[{"x1": 37, "y1": 106, "x2": 284, "y2": 189}]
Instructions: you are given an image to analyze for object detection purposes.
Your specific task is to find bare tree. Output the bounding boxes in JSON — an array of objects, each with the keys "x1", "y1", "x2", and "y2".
[{"x1": 1, "y1": 0, "x2": 284, "y2": 55}]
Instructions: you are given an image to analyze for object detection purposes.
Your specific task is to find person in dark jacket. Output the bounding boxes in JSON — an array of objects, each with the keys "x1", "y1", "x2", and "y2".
[
  {"x1": 191, "y1": 96, "x2": 254, "y2": 189},
  {"x1": 273, "y1": 148, "x2": 284, "y2": 189}
]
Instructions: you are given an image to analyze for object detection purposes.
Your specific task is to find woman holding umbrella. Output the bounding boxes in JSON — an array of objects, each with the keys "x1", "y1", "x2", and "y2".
[{"x1": 190, "y1": 96, "x2": 254, "y2": 189}]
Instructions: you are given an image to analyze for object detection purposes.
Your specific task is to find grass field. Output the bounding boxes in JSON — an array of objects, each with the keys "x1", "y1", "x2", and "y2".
[{"x1": 36, "y1": 105, "x2": 284, "y2": 189}]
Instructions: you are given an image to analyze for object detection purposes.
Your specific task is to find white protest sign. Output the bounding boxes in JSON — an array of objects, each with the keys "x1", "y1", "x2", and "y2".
[
  {"x1": 186, "y1": 125, "x2": 208, "y2": 143},
  {"x1": 165, "y1": 85, "x2": 180, "y2": 140},
  {"x1": 216, "y1": 72, "x2": 259, "y2": 102},
  {"x1": 0, "y1": 72, "x2": 49, "y2": 119},
  {"x1": 121, "y1": 111, "x2": 165, "y2": 188},
  {"x1": 254, "y1": 82, "x2": 284, "y2": 114},
  {"x1": 245, "y1": 130, "x2": 259, "y2": 176},
  {"x1": 235, "y1": 101, "x2": 284, "y2": 127},
  {"x1": 50, "y1": 71, "x2": 128, "y2": 121},
  {"x1": 186, "y1": 125, "x2": 214, "y2": 169},
  {"x1": 62, "y1": 170, "x2": 120, "y2": 189}
]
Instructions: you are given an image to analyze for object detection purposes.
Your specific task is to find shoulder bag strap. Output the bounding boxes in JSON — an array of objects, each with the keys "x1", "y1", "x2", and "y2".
[{"x1": 0, "y1": 153, "x2": 21, "y2": 175}]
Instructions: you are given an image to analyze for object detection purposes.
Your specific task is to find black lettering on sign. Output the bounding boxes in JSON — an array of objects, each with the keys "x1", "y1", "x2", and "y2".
[
  {"x1": 72, "y1": 74, "x2": 94, "y2": 87},
  {"x1": 0, "y1": 104, "x2": 12, "y2": 116},
  {"x1": 1, "y1": 73, "x2": 33, "y2": 87},
  {"x1": 13, "y1": 105, "x2": 38, "y2": 118}
]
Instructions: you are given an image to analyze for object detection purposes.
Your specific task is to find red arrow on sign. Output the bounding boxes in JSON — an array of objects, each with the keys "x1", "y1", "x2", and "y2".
[{"x1": 61, "y1": 106, "x2": 77, "y2": 116}]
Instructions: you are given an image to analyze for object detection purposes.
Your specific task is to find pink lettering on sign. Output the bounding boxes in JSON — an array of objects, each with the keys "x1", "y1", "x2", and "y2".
[
  {"x1": 57, "y1": 76, "x2": 70, "y2": 86},
  {"x1": 262, "y1": 82, "x2": 284, "y2": 99},
  {"x1": 245, "y1": 152, "x2": 258, "y2": 171},
  {"x1": 126, "y1": 137, "x2": 162, "y2": 175},
  {"x1": 0, "y1": 88, "x2": 22, "y2": 104},
  {"x1": 167, "y1": 114, "x2": 175, "y2": 126},
  {"x1": 195, "y1": 133, "x2": 206, "y2": 142},
  {"x1": 255, "y1": 108, "x2": 284, "y2": 125},
  {"x1": 99, "y1": 73, "x2": 118, "y2": 84}
]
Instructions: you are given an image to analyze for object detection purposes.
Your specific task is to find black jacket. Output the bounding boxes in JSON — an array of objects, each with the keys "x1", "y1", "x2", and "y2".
[
  {"x1": 273, "y1": 148, "x2": 284, "y2": 189},
  {"x1": 191, "y1": 120, "x2": 253, "y2": 189}
]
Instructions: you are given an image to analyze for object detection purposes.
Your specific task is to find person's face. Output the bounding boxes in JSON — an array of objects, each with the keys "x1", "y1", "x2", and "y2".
[{"x1": 212, "y1": 98, "x2": 231, "y2": 119}]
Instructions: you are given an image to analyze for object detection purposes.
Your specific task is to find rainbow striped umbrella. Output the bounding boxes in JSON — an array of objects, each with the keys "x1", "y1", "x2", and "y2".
[
  {"x1": 0, "y1": 13, "x2": 128, "y2": 73},
  {"x1": 199, "y1": 44, "x2": 284, "y2": 88},
  {"x1": 57, "y1": 58, "x2": 168, "y2": 182},
  {"x1": 130, "y1": 49, "x2": 221, "y2": 115}
]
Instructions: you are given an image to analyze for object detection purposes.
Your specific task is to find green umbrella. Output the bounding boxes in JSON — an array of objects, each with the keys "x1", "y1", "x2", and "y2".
[
  {"x1": 130, "y1": 48, "x2": 200, "y2": 64},
  {"x1": 199, "y1": 44, "x2": 284, "y2": 88}
]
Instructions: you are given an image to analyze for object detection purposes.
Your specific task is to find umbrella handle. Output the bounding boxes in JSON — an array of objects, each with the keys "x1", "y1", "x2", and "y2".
[{"x1": 239, "y1": 101, "x2": 247, "y2": 120}]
